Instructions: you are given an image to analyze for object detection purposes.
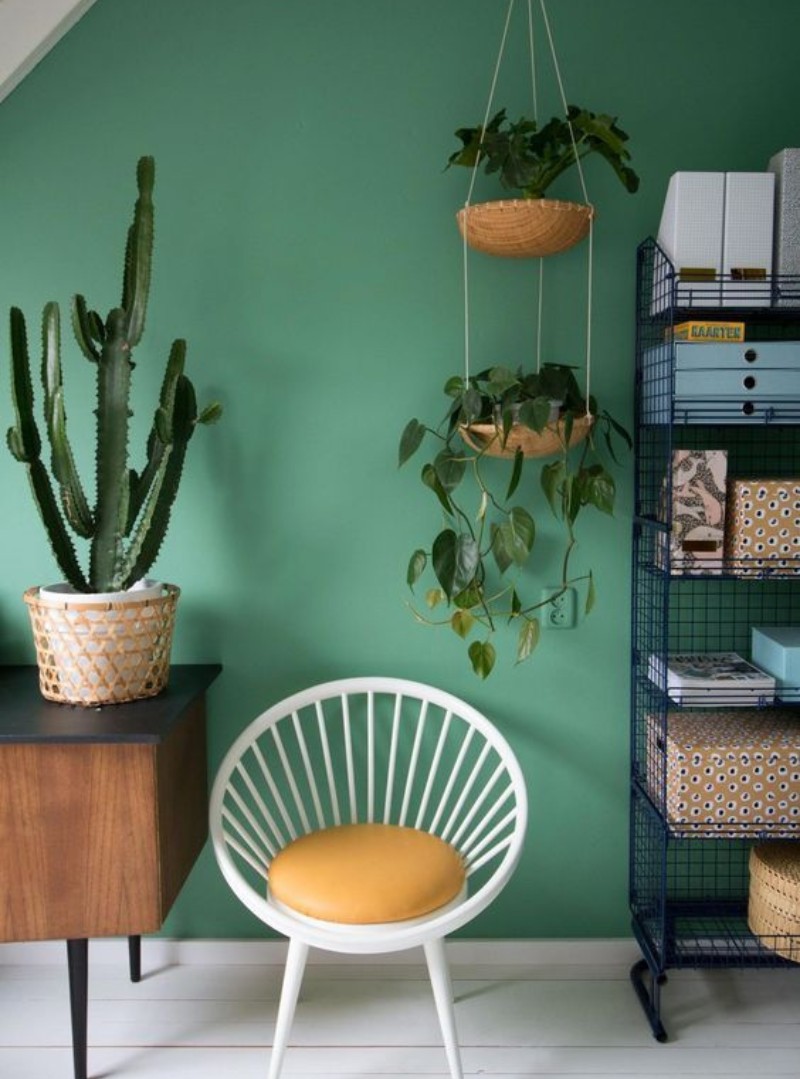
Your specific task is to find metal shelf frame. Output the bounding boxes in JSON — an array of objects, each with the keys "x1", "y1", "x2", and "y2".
[{"x1": 629, "y1": 238, "x2": 800, "y2": 1040}]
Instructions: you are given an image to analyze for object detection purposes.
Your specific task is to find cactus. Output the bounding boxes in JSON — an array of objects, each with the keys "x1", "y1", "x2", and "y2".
[{"x1": 6, "y1": 156, "x2": 222, "y2": 594}]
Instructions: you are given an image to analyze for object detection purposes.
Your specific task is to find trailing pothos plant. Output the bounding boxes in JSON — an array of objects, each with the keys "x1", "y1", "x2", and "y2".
[
  {"x1": 398, "y1": 363, "x2": 631, "y2": 678},
  {"x1": 448, "y1": 104, "x2": 639, "y2": 200}
]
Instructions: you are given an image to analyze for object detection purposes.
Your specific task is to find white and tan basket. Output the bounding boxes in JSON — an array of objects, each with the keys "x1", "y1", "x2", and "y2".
[
  {"x1": 748, "y1": 842, "x2": 800, "y2": 961},
  {"x1": 459, "y1": 414, "x2": 593, "y2": 459},
  {"x1": 24, "y1": 583, "x2": 180, "y2": 706},
  {"x1": 456, "y1": 198, "x2": 594, "y2": 258}
]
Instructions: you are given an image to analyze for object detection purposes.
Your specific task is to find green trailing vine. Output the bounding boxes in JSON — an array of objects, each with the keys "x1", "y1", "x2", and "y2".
[{"x1": 399, "y1": 364, "x2": 631, "y2": 678}]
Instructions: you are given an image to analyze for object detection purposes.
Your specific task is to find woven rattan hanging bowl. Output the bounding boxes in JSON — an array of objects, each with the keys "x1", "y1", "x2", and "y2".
[
  {"x1": 456, "y1": 198, "x2": 594, "y2": 258},
  {"x1": 459, "y1": 415, "x2": 593, "y2": 459},
  {"x1": 748, "y1": 842, "x2": 800, "y2": 961}
]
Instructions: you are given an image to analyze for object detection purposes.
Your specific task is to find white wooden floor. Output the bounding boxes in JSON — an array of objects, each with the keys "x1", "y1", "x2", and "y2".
[{"x1": 1, "y1": 942, "x2": 799, "y2": 1078}]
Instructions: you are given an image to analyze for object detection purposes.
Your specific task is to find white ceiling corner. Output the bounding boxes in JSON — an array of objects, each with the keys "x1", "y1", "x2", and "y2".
[{"x1": 0, "y1": 0, "x2": 98, "y2": 106}]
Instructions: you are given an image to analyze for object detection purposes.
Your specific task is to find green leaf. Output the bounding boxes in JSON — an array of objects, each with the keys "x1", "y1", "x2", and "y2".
[
  {"x1": 421, "y1": 463, "x2": 453, "y2": 514},
  {"x1": 516, "y1": 618, "x2": 540, "y2": 663},
  {"x1": 562, "y1": 409, "x2": 574, "y2": 449},
  {"x1": 491, "y1": 506, "x2": 535, "y2": 574},
  {"x1": 586, "y1": 467, "x2": 616, "y2": 515},
  {"x1": 585, "y1": 572, "x2": 597, "y2": 614},
  {"x1": 197, "y1": 401, "x2": 223, "y2": 425},
  {"x1": 541, "y1": 459, "x2": 566, "y2": 516},
  {"x1": 468, "y1": 639, "x2": 496, "y2": 679},
  {"x1": 506, "y1": 448, "x2": 524, "y2": 500},
  {"x1": 518, "y1": 395, "x2": 551, "y2": 434},
  {"x1": 491, "y1": 523, "x2": 513, "y2": 575},
  {"x1": 434, "y1": 448, "x2": 466, "y2": 493},
  {"x1": 485, "y1": 366, "x2": 518, "y2": 396},
  {"x1": 460, "y1": 386, "x2": 484, "y2": 424},
  {"x1": 432, "y1": 529, "x2": 479, "y2": 600},
  {"x1": 406, "y1": 548, "x2": 427, "y2": 588},
  {"x1": 443, "y1": 375, "x2": 465, "y2": 398},
  {"x1": 451, "y1": 609, "x2": 475, "y2": 639},
  {"x1": 453, "y1": 581, "x2": 482, "y2": 609},
  {"x1": 399, "y1": 418, "x2": 426, "y2": 466},
  {"x1": 510, "y1": 588, "x2": 522, "y2": 617}
]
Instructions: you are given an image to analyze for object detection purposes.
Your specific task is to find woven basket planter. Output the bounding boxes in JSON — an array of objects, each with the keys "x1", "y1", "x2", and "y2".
[
  {"x1": 456, "y1": 198, "x2": 594, "y2": 258},
  {"x1": 24, "y1": 583, "x2": 180, "y2": 706},
  {"x1": 748, "y1": 842, "x2": 800, "y2": 961},
  {"x1": 459, "y1": 415, "x2": 594, "y2": 459}
]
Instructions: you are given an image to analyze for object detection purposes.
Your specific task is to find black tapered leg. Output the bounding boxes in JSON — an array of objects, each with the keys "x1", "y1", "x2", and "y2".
[
  {"x1": 66, "y1": 938, "x2": 88, "y2": 1079},
  {"x1": 128, "y1": 935, "x2": 141, "y2": 983}
]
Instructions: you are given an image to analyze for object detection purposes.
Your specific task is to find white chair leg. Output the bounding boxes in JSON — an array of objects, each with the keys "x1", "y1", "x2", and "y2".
[
  {"x1": 267, "y1": 937, "x2": 309, "y2": 1079},
  {"x1": 424, "y1": 937, "x2": 464, "y2": 1079}
]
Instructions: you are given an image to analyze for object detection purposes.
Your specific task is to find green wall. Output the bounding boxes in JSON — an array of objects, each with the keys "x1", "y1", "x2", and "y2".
[{"x1": 0, "y1": 0, "x2": 798, "y2": 938}]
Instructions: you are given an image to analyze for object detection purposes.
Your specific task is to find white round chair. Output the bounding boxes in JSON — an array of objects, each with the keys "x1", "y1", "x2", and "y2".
[{"x1": 209, "y1": 676, "x2": 528, "y2": 1079}]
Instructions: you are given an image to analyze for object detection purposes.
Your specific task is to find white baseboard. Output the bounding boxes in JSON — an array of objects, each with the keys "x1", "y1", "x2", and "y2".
[{"x1": 0, "y1": 937, "x2": 639, "y2": 967}]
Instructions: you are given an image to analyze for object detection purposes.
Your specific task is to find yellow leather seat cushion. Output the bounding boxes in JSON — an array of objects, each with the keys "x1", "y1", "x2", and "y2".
[{"x1": 268, "y1": 823, "x2": 465, "y2": 924}]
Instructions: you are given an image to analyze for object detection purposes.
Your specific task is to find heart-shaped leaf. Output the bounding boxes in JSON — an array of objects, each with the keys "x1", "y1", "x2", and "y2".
[
  {"x1": 399, "y1": 419, "x2": 425, "y2": 466},
  {"x1": 432, "y1": 529, "x2": 479, "y2": 600},
  {"x1": 469, "y1": 639, "x2": 496, "y2": 679}
]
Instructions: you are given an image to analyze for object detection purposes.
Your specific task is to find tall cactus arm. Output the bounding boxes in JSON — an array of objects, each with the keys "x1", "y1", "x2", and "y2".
[
  {"x1": 120, "y1": 373, "x2": 198, "y2": 589},
  {"x1": 89, "y1": 308, "x2": 133, "y2": 592},
  {"x1": 7, "y1": 307, "x2": 41, "y2": 462},
  {"x1": 41, "y1": 303, "x2": 93, "y2": 538},
  {"x1": 121, "y1": 156, "x2": 154, "y2": 348},
  {"x1": 126, "y1": 337, "x2": 186, "y2": 532},
  {"x1": 7, "y1": 309, "x2": 87, "y2": 589},
  {"x1": 71, "y1": 294, "x2": 101, "y2": 362},
  {"x1": 27, "y1": 459, "x2": 89, "y2": 591}
]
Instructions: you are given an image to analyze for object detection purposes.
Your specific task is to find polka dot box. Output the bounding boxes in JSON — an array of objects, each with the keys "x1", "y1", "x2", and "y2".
[
  {"x1": 648, "y1": 709, "x2": 800, "y2": 836},
  {"x1": 726, "y1": 479, "x2": 800, "y2": 576}
]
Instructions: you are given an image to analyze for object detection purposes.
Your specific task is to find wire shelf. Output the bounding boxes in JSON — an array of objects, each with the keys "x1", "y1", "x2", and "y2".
[{"x1": 630, "y1": 238, "x2": 800, "y2": 1034}]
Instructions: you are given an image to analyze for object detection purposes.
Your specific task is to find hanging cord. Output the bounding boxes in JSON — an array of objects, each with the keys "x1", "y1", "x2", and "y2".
[
  {"x1": 463, "y1": 0, "x2": 516, "y2": 382},
  {"x1": 538, "y1": 0, "x2": 593, "y2": 415},
  {"x1": 538, "y1": 0, "x2": 589, "y2": 206},
  {"x1": 527, "y1": 0, "x2": 544, "y2": 375},
  {"x1": 462, "y1": 0, "x2": 594, "y2": 417}
]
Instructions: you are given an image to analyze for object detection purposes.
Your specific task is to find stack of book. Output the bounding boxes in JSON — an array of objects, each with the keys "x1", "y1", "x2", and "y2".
[{"x1": 648, "y1": 651, "x2": 776, "y2": 706}]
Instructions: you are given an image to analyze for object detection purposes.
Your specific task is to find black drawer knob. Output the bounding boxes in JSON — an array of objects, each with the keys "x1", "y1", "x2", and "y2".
[
  {"x1": 741, "y1": 401, "x2": 756, "y2": 415},
  {"x1": 744, "y1": 348, "x2": 758, "y2": 363},
  {"x1": 743, "y1": 375, "x2": 757, "y2": 390}
]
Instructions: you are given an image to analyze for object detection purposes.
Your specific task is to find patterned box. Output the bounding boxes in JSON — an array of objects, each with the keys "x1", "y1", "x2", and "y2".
[
  {"x1": 647, "y1": 709, "x2": 800, "y2": 836},
  {"x1": 726, "y1": 478, "x2": 800, "y2": 576},
  {"x1": 666, "y1": 449, "x2": 728, "y2": 574}
]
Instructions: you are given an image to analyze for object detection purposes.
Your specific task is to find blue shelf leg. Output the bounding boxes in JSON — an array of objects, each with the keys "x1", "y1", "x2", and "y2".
[{"x1": 630, "y1": 958, "x2": 668, "y2": 1042}]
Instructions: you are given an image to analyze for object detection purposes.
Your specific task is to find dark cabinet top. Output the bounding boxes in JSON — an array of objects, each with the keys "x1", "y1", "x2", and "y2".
[{"x1": 0, "y1": 664, "x2": 222, "y2": 744}]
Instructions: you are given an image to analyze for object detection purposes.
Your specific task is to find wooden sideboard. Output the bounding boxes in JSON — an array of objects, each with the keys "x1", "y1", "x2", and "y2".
[{"x1": 0, "y1": 663, "x2": 221, "y2": 1079}]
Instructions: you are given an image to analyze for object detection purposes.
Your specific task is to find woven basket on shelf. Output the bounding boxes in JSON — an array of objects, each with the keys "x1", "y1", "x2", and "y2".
[
  {"x1": 456, "y1": 198, "x2": 594, "y2": 258},
  {"x1": 459, "y1": 415, "x2": 594, "y2": 459},
  {"x1": 24, "y1": 583, "x2": 180, "y2": 706},
  {"x1": 748, "y1": 842, "x2": 800, "y2": 961}
]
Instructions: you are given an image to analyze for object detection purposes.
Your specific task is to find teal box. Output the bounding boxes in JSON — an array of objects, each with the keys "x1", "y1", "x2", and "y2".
[{"x1": 752, "y1": 627, "x2": 800, "y2": 701}]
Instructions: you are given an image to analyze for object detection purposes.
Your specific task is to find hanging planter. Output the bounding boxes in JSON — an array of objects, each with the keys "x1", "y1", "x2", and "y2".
[
  {"x1": 459, "y1": 412, "x2": 594, "y2": 458},
  {"x1": 450, "y1": 105, "x2": 637, "y2": 258},
  {"x1": 456, "y1": 198, "x2": 593, "y2": 258},
  {"x1": 395, "y1": 2, "x2": 635, "y2": 678},
  {"x1": 398, "y1": 364, "x2": 631, "y2": 679}
]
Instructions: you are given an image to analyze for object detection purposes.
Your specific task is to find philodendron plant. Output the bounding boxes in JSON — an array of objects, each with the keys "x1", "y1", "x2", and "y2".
[
  {"x1": 399, "y1": 364, "x2": 631, "y2": 678},
  {"x1": 448, "y1": 104, "x2": 639, "y2": 200},
  {"x1": 7, "y1": 156, "x2": 221, "y2": 594}
]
